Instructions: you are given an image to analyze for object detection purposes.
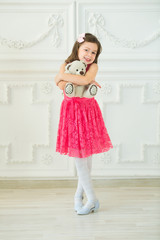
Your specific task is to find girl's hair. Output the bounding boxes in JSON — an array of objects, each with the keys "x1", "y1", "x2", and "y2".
[{"x1": 65, "y1": 33, "x2": 102, "y2": 64}]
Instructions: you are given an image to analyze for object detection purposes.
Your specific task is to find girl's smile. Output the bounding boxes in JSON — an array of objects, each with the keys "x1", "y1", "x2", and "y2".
[{"x1": 78, "y1": 42, "x2": 98, "y2": 65}]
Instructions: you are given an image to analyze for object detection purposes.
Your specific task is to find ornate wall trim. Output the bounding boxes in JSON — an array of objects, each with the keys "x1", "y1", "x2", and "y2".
[
  {"x1": 0, "y1": 14, "x2": 63, "y2": 49},
  {"x1": 99, "y1": 83, "x2": 160, "y2": 164},
  {"x1": 0, "y1": 83, "x2": 51, "y2": 163},
  {"x1": 88, "y1": 13, "x2": 160, "y2": 49}
]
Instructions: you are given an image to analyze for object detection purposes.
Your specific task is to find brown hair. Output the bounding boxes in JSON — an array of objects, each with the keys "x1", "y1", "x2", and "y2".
[{"x1": 65, "y1": 33, "x2": 102, "y2": 64}]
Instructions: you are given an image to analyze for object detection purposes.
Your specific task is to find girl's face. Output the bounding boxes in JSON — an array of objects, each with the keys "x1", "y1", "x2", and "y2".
[{"x1": 78, "y1": 42, "x2": 98, "y2": 65}]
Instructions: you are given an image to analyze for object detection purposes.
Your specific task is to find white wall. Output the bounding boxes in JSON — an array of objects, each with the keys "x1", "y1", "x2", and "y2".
[{"x1": 0, "y1": 0, "x2": 160, "y2": 178}]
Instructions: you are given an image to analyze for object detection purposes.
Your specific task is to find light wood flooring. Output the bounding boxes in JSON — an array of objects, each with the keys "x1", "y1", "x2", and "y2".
[{"x1": 0, "y1": 185, "x2": 160, "y2": 240}]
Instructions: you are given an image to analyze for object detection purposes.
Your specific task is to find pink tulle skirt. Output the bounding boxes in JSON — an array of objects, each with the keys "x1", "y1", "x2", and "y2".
[{"x1": 56, "y1": 93, "x2": 113, "y2": 158}]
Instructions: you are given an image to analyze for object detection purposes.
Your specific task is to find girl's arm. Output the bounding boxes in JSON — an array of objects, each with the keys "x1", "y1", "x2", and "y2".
[
  {"x1": 57, "y1": 81, "x2": 67, "y2": 90},
  {"x1": 54, "y1": 63, "x2": 67, "y2": 90},
  {"x1": 55, "y1": 63, "x2": 99, "y2": 86}
]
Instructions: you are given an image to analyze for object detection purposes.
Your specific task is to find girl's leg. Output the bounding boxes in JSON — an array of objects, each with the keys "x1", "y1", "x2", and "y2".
[
  {"x1": 75, "y1": 156, "x2": 99, "y2": 214},
  {"x1": 74, "y1": 156, "x2": 93, "y2": 211},
  {"x1": 74, "y1": 180, "x2": 83, "y2": 199},
  {"x1": 87, "y1": 155, "x2": 92, "y2": 172},
  {"x1": 74, "y1": 181, "x2": 83, "y2": 211}
]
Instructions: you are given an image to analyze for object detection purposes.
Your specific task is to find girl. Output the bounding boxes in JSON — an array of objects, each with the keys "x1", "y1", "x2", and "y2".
[{"x1": 55, "y1": 33, "x2": 113, "y2": 215}]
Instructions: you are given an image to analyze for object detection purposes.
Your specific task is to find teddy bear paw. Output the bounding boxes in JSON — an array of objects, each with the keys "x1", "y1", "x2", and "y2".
[
  {"x1": 89, "y1": 84, "x2": 98, "y2": 96},
  {"x1": 65, "y1": 83, "x2": 75, "y2": 97}
]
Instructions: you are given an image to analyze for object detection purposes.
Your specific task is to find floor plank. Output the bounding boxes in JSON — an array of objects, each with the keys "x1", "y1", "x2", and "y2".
[{"x1": 0, "y1": 187, "x2": 160, "y2": 240}]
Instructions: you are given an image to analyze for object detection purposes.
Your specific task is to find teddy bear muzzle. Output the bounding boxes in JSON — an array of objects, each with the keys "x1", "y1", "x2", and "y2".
[{"x1": 80, "y1": 71, "x2": 85, "y2": 75}]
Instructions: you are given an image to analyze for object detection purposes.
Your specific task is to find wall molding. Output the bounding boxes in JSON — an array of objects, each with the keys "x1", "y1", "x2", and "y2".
[
  {"x1": 0, "y1": 84, "x2": 51, "y2": 163},
  {"x1": 0, "y1": 14, "x2": 63, "y2": 49},
  {"x1": 0, "y1": 0, "x2": 159, "y2": 178},
  {"x1": 88, "y1": 13, "x2": 160, "y2": 49},
  {"x1": 0, "y1": 178, "x2": 160, "y2": 188},
  {"x1": 98, "y1": 83, "x2": 160, "y2": 165}
]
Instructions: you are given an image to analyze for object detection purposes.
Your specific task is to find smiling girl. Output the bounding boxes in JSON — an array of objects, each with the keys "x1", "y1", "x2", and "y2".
[{"x1": 55, "y1": 33, "x2": 113, "y2": 215}]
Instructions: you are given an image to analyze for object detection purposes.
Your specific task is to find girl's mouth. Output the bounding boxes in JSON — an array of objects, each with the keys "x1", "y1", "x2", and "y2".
[{"x1": 84, "y1": 57, "x2": 91, "y2": 62}]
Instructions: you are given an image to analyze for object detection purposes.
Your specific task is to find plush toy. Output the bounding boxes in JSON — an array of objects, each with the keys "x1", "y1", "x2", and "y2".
[{"x1": 64, "y1": 60, "x2": 98, "y2": 98}]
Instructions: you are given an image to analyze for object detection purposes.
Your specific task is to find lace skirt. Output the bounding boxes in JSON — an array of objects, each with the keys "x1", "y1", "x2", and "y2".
[{"x1": 56, "y1": 94, "x2": 113, "y2": 158}]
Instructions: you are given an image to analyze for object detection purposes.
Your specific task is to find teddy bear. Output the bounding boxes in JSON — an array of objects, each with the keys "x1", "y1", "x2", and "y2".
[{"x1": 64, "y1": 60, "x2": 98, "y2": 98}]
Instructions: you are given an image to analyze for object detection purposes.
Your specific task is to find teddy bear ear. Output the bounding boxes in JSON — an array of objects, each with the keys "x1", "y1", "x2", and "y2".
[
  {"x1": 82, "y1": 62, "x2": 87, "y2": 68},
  {"x1": 67, "y1": 64, "x2": 71, "y2": 70}
]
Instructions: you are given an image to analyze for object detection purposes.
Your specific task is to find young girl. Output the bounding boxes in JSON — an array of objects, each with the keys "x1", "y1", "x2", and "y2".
[{"x1": 55, "y1": 33, "x2": 113, "y2": 215}]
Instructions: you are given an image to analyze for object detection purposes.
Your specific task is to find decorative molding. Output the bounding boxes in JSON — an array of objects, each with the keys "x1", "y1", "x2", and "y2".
[
  {"x1": 41, "y1": 82, "x2": 53, "y2": 94},
  {"x1": 42, "y1": 154, "x2": 54, "y2": 165},
  {"x1": 101, "y1": 83, "x2": 112, "y2": 96},
  {"x1": 102, "y1": 83, "x2": 160, "y2": 104},
  {"x1": 88, "y1": 13, "x2": 160, "y2": 49},
  {"x1": 0, "y1": 14, "x2": 64, "y2": 49},
  {"x1": 113, "y1": 144, "x2": 120, "y2": 164},
  {"x1": 101, "y1": 83, "x2": 160, "y2": 163},
  {"x1": 145, "y1": 144, "x2": 160, "y2": 165},
  {"x1": 100, "y1": 151, "x2": 112, "y2": 165},
  {"x1": 97, "y1": 144, "x2": 119, "y2": 165},
  {"x1": 0, "y1": 83, "x2": 52, "y2": 163},
  {"x1": 153, "y1": 81, "x2": 160, "y2": 95},
  {"x1": 153, "y1": 152, "x2": 160, "y2": 164}
]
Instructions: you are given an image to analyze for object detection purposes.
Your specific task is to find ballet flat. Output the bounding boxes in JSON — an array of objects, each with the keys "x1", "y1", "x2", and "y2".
[
  {"x1": 77, "y1": 200, "x2": 99, "y2": 215},
  {"x1": 74, "y1": 197, "x2": 84, "y2": 212}
]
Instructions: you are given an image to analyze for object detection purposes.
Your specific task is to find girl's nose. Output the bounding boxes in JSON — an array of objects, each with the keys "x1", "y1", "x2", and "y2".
[{"x1": 88, "y1": 51, "x2": 92, "y2": 56}]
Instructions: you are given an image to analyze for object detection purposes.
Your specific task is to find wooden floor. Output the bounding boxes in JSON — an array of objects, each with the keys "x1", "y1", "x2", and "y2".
[{"x1": 0, "y1": 186, "x2": 160, "y2": 240}]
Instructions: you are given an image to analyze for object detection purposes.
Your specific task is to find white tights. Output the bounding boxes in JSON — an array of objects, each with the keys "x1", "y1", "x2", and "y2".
[{"x1": 74, "y1": 156, "x2": 96, "y2": 205}]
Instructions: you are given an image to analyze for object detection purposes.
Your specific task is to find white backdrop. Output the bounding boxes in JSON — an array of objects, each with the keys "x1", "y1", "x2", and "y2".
[{"x1": 0, "y1": 0, "x2": 160, "y2": 178}]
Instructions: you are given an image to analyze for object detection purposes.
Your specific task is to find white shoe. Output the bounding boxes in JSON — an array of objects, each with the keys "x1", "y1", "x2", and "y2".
[
  {"x1": 77, "y1": 200, "x2": 99, "y2": 215},
  {"x1": 74, "y1": 197, "x2": 84, "y2": 212}
]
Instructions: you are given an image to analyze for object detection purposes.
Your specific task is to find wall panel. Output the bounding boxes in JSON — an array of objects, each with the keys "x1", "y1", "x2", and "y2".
[{"x1": 0, "y1": 0, "x2": 160, "y2": 178}]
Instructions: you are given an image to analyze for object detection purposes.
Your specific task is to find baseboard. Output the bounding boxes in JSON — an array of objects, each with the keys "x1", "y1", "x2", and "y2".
[{"x1": 0, "y1": 178, "x2": 160, "y2": 189}]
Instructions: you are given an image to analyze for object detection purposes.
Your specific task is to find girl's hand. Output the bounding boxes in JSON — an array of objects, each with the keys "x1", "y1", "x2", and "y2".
[
  {"x1": 57, "y1": 81, "x2": 67, "y2": 90},
  {"x1": 91, "y1": 80, "x2": 101, "y2": 88}
]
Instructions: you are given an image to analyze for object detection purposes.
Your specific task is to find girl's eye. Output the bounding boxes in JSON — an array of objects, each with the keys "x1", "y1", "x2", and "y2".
[{"x1": 92, "y1": 52, "x2": 96, "y2": 55}]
